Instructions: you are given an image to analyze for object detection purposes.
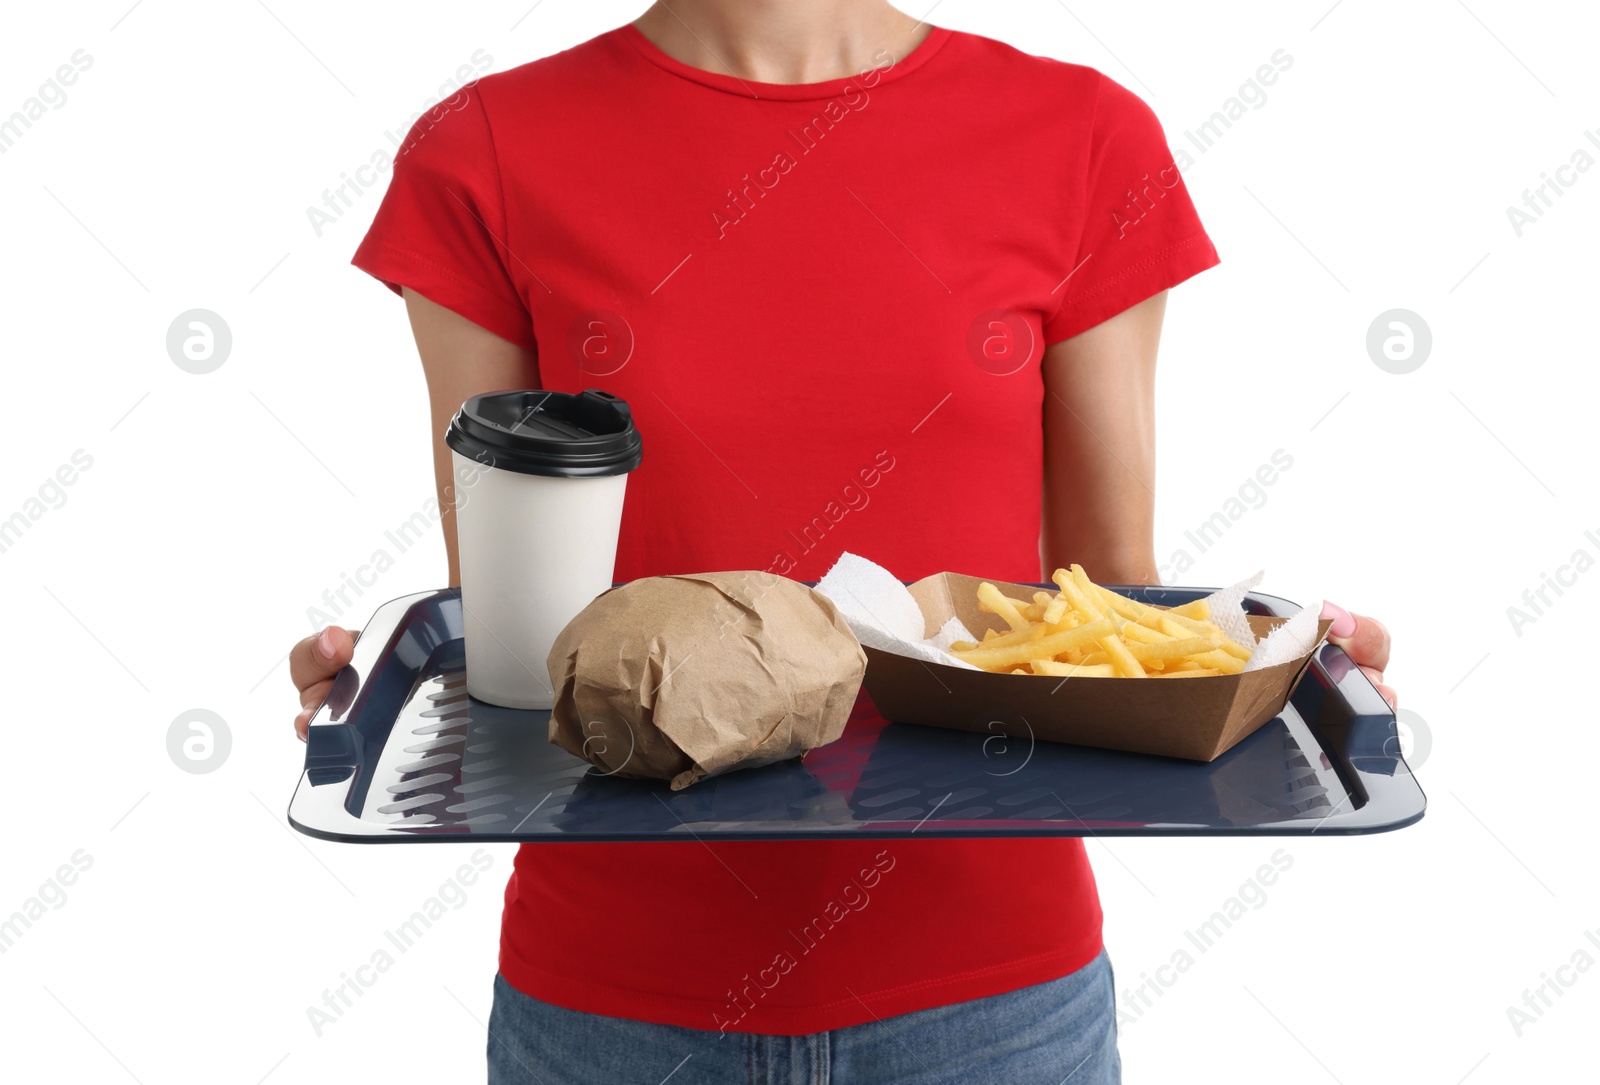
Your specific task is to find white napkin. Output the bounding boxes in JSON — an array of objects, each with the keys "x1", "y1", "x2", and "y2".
[
  {"x1": 815, "y1": 552, "x2": 982, "y2": 670},
  {"x1": 816, "y1": 553, "x2": 1322, "y2": 672},
  {"x1": 1197, "y1": 571, "x2": 1263, "y2": 648},
  {"x1": 1242, "y1": 596, "x2": 1326, "y2": 672}
]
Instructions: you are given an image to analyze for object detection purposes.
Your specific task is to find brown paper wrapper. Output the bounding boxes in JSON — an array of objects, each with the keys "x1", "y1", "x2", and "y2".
[{"x1": 546, "y1": 571, "x2": 867, "y2": 789}]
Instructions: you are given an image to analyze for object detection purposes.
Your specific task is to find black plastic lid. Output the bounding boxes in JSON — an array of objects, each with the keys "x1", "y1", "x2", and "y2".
[{"x1": 445, "y1": 389, "x2": 642, "y2": 477}]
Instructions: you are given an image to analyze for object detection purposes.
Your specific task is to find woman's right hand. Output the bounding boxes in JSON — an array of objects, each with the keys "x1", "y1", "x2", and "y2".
[{"x1": 290, "y1": 627, "x2": 359, "y2": 740}]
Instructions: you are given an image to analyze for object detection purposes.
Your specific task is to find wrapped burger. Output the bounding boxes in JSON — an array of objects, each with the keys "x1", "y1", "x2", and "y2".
[{"x1": 546, "y1": 571, "x2": 866, "y2": 790}]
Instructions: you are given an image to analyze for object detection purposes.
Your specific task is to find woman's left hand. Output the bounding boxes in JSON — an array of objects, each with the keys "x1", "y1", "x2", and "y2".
[{"x1": 1321, "y1": 602, "x2": 1395, "y2": 710}]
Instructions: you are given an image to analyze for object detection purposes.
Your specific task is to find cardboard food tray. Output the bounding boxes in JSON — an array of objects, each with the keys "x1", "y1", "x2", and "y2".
[
  {"x1": 862, "y1": 572, "x2": 1334, "y2": 762},
  {"x1": 285, "y1": 585, "x2": 1423, "y2": 842}
]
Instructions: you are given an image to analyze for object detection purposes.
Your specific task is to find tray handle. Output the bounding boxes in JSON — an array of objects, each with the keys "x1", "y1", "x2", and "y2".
[{"x1": 1312, "y1": 641, "x2": 1402, "y2": 764}]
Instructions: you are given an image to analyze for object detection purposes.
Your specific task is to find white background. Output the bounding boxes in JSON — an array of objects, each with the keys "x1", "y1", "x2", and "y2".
[{"x1": 2, "y1": 1, "x2": 1595, "y2": 1082}]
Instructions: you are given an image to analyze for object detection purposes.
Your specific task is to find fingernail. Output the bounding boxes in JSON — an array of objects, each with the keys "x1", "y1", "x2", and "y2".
[
  {"x1": 1321, "y1": 601, "x2": 1357, "y2": 639},
  {"x1": 316, "y1": 628, "x2": 336, "y2": 659}
]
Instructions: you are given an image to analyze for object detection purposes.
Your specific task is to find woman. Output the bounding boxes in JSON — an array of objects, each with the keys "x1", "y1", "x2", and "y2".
[{"x1": 290, "y1": 2, "x2": 1395, "y2": 1081}]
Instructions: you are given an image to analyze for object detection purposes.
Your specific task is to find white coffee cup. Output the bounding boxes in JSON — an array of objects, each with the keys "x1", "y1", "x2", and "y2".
[{"x1": 446, "y1": 389, "x2": 642, "y2": 709}]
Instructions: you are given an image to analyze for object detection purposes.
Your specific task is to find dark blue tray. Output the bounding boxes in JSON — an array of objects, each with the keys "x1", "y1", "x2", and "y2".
[{"x1": 287, "y1": 586, "x2": 1424, "y2": 842}]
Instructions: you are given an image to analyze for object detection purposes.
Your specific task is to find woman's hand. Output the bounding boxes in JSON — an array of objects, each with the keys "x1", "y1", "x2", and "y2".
[
  {"x1": 289, "y1": 627, "x2": 359, "y2": 740},
  {"x1": 1321, "y1": 602, "x2": 1394, "y2": 710}
]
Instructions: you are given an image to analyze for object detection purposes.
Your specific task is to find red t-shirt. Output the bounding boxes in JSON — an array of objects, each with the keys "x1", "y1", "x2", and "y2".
[{"x1": 354, "y1": 23, "x2": 1217, "y2": 1035}]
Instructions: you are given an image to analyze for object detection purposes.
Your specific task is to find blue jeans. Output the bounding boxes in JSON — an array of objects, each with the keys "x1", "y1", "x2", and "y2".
[{"x1": 486, "y1": 949, "x2": 1120, "y2": 1084}]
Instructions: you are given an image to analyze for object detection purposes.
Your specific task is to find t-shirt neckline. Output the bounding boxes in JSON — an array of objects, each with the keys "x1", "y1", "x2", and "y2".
[{"x1": 617, "y1": 22, "x2": 954, "y2": 101}]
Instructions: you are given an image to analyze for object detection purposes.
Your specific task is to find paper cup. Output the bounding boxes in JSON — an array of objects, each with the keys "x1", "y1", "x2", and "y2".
[{"x1": 445, "y1": 389, "x2": 642, "y2": 709}]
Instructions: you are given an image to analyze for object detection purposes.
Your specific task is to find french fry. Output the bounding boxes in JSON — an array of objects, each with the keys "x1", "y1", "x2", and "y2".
[
  {"x1": 1169, "y1": 598, "x2": 1211, "y2": 620},
  {"x1": 1096, "y1": 628, "x2": 1145, "y2": 678},
  {"x1": 950, "y1": 618, "x2": 1117, "y2": 671},
  {"x1": 1027, "y1": 592, "x2": 1062, "y2": 621},
  {"x1": 1156, "y1": 613, "x2": 1198, "y2": 639},
  {"x1": 1092, "y1": 585, "x2": 1178, "y2": 642},
  {"x1": 1156, "y1": 608, "x2": 1253, "y2": 659},
  {"x1": 1187, "y1": 648, "x2": 1246, "y2": 674},
  {"x1": 1119, "y1": 620, "x2": 1175, "y2": 646},
  {"x1": 1092, "y1": 583, "x2": 1250, "y2": 657},
  {"x1": 1216, "y1": 638, "x2": 1253, "y2": 661},
  {"x1": 977, "y1": 582, "x2": 1031, "y2": 632},
  {"x1": 1126, "y1": 636, "x2": 1224, "y2": 662},
  {"x1": 1068, "y1": 564, "x2": 1101, "y2": 602},
  {"x1": 1156, "y1": 609, "x2": 1213, "y2": 636},
  {"x1": 973, "y1": 623, "x2": 1050, "y2": 650},
  {"x1": 1029, "y1": 660, "x2": 1117, "y2": 677},
  {"x1": 952, "y1": 567, "x2": 1262, "y2": 678},
  {"x1": 1052, "y1": 569, "x2": 1105, "y2": 624},
  {"x1": 1042, "y1": 593, "x2": 1070, "y2": 625}
]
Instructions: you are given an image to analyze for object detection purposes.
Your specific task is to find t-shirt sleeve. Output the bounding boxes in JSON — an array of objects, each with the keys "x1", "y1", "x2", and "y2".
[
  {"x1": 1042, "y1": 73, "x2": 1220, "y2": 344},
  {"x1": 351, "y1": 87, "x2": 536, "y2": 350}
]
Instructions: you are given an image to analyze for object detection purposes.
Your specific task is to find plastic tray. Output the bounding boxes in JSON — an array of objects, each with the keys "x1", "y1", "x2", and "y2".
[{"x1": 287, "y1": 585, "x2": 1425, "y2": 842}]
